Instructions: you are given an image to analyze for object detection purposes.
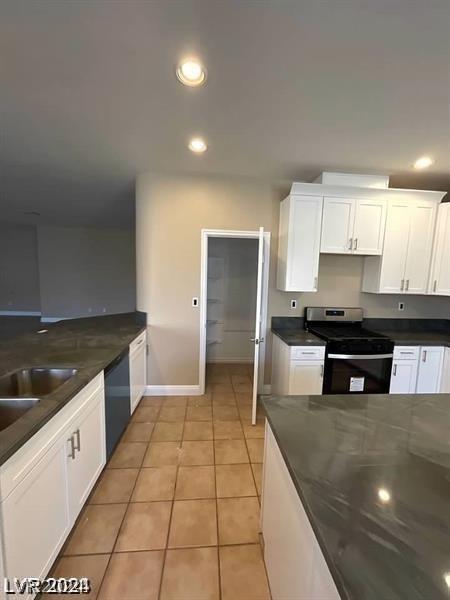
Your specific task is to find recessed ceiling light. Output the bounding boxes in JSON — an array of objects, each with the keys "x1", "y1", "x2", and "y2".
[
  {"x1": 188, "y1": 137, "x2": 207, "y2": 153},
  {"x1": 377, "y1": 487, "x2": 391, "y2": 503},
  {"x1": 413, "y1": 156, "x2": 434, "y2": 170},
  {"x1": 176, "y1": 58, "x2": 207, "y2": 87}
]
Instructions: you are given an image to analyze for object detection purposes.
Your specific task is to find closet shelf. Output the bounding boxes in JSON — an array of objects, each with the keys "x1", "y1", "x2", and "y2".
[
  {"x1": 206, "y1": 339, "x2": 221, "y2": 345},
  {"x1": 207, "y1": 319, "x2": 223, "y2": 324},
  {"x1": 207, "y1": 299, "x2": 221, "y2": 303}
]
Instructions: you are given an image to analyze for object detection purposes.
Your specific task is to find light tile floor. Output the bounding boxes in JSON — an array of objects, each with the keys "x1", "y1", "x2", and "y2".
[{"x1": 48, "y1": 363, "x2": 270, "y2": 600}]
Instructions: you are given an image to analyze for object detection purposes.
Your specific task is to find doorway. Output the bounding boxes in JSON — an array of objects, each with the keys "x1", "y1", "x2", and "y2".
[{"x1": 199, "y1": 229, "x2": 270, "y2": 424}]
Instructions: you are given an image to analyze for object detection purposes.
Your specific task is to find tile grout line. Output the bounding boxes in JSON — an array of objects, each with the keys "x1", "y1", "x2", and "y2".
[
  {"x1": 156, "y1": 396, "x2": 187, "y2": 600},
  {"x1": 96, "y1": 399, "x2": 162, "y2": 597},
  {"x1": 213, "y1": 383, "x2": 223, "y2": 600}
]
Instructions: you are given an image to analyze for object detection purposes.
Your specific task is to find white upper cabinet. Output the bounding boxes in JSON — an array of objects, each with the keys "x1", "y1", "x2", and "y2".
[
  {"x1": 353, "y1": 198, "x2": 387, "y2": 255},
  {"x1": 321, "y1": 197, "x2": 354, "y2": 254},
  {"x1": 429, "y1": 203, "x2": 450, "y2": 295},
  {"x1": 321, "y1": 196, "x2": 386, "y2": 255},
  {"x1": 277, "y1": 194, "x2": 323, "y2": 292},
  {"x1": 362, "y1": 195, "x2": 440, "y2": 294}
]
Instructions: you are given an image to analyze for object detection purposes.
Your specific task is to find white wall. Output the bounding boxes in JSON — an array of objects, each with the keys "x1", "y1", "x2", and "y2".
[
  {"x1": 37, "y1": 226, "x2": 136, "y2": 319},
  {"x1": 0, "y1": 224, "x2": 40, "y2": 313},
  {"x1": 136, "y1": 172, "x2": 450, "y2": 387},
  {"x1": 207, "y1": 237, "x2": 258, "y2": 363}
]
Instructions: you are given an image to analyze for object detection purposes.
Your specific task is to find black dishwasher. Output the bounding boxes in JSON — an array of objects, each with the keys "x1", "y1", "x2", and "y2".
[{"x1": 104, "y1": 349, "x2": 131, "y2": 459}]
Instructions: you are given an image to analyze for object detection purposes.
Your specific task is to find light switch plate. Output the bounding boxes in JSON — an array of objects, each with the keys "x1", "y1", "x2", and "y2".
[
  {"x1": 398, "y1": 302, "x2": 405, "y2": 311},
  {"x1": 192, "y1": 297, "x2": 199, "y2": 307},
  {"x1": 290, "y1": 299, "x2": 297, "y2": 309}
]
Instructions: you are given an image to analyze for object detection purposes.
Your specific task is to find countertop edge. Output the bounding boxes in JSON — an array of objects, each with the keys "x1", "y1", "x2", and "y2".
[{"x1": 0, "y1": 322, "x2": 146, "y2": 467}]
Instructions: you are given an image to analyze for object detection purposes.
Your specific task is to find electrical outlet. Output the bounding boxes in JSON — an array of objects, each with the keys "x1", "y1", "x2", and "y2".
[
  {"x1": 290, "y1": 299, "x2": 297, "y2": 309},
  {"x1": 192, "y1": 297, "x2": 199, "y2": 307},
  {"x1": 398, "y1": 302, "x2": 405, "y2": 311}
]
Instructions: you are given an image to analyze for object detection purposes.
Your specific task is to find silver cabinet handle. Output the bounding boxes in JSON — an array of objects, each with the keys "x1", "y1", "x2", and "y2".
[
  {"x1": 422, "y1": 350, "x2": 427, "y2": 363},
  {"x1": 405, "y1": 279, "x2": 410, "y2": 291},
  {"x1": 400, "y1": 351, "x2": 414, "y2": 355},
  {"x1": 353, "y1": 238, "x2": 358, "y2": 251},
  {"x1": 74, "y1": 429, "x2": 81, "y2": 452},
  {"x1": 393, "y1": 364, "x2": 397, "y2": 376},
  {"x1": 433, "y1": 280, "x2": 437, "y2": 293},
  {"x1": 400, "y1": 279, "x2": 404, "y2": 291},
  {"x1": 67, "y1": 435, "x2": 76, "y2": 460},
  {"x1": 348, "y1": 238, "x2": 353, "y2": 250},
  {"x1": 320, "y1": 364, "x2": 324, "y2": 377}
]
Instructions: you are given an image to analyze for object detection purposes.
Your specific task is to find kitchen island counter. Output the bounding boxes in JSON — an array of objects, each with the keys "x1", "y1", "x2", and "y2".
[{"x1": 262, "y1": 392, "x2": 450, "y2": 600}]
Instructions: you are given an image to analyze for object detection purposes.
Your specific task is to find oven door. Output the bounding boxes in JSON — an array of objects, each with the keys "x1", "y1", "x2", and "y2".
[{"x1": 323, "y1": 353, "x2": 393, "y2": 394}]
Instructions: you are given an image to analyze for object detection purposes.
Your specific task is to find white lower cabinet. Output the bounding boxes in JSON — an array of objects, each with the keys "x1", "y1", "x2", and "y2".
[
  {"x1": 1, "y1": 440, "x2": 70, "y2": 588},
  {"x1": 130, "y1": 331, "x2": 147, "y2": 414},
  {"x1": 271, "y1": 335, "x2": 324, "y2": 395},
  {"x1": 66, "y1": 387, "x2": 106, "y2": 521},
  {"x1": 0, "y1": 373, "x2": 106, "y2": 598},
  {"x1": 289, "y1": 361, "x2": 324, "y2": 395},
  {"x1": 389, "y1": 347, "x2": 419, "y2": 394},
  {"x1": 441, "y1": 348, "x2": 450, "y2": 393},
  {"x1": 416, "y1": 346, "x2": 445, "y2": 393},
  {"x1": 262, "y1": 422, "x2": 340, "y2": 600}
]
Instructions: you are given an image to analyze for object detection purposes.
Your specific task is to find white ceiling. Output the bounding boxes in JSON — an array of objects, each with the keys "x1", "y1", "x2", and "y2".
[{"x1": 1, "y1": 0, "x2": 449, "y2": 226}]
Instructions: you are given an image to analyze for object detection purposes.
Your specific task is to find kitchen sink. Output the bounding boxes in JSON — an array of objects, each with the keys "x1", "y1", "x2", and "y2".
[
  {"x1": 0, "y1": 367, "x2": 78, "y2": 398},
  {"x1": 0, "y1": 398, "x2": 40, "y2": 432}
]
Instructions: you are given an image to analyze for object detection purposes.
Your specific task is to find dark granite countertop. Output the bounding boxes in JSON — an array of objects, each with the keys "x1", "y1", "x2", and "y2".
[
  {"x1": 0, "y1": 312, "x2": 146, "y2": 466},
  {"x1": 272, "y1": 328, "x2": 326, "y2": 346},
  {"x1": 263, "y1": 393, "x2": 450, "y2": 600},
  {"x1": 372, "y1": 329, "x2": 450, "y2": 347}
]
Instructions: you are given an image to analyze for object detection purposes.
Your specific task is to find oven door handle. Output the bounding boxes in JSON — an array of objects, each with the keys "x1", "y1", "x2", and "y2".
[{"x1": 327, "y1": 353, "x2": 393, "y2": 360}]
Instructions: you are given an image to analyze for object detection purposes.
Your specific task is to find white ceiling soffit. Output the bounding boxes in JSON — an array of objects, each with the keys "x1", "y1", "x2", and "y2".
[{"x1": 0, "y1": 0, "x2": 449, "y2": 226}]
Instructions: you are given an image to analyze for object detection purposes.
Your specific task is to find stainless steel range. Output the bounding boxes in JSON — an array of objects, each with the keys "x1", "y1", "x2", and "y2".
[{"x1": 305, "y1": 307, "x2": 394, "y2": 394}]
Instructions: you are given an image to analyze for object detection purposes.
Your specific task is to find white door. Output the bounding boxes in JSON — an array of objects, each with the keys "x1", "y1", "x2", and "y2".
[
  {"x1": 2, "y1": 440, "x2": 70, "y2": 588},
  {"x1": 287, "y1": 195, "x2": 323, "y2": 291},
  {"x1": 251, "y1": 227, "x2": 265, "y2": 425},
  {"x1": 389, "y1": 360, "x2": 418, "y2": 394},
  {"x1": 430, "y1": 203, "x2": 450, "y2": 295},
  {"x1": 416, "y1": 346, "x2": 444, "y2": 393},
  {"x1": 289, "y1": 361, "x2": 324, "y2": 395},
  {"x1": 379, "y1": 201, "x2": 410, "y2": 293},
  {"x1": 353, "y1": 198, "x2": 387, "y2": 255},
  {"x1": 404, "y1": 200, "x2": 437, "y2": 294},
  {"x1": 320, "y1": 197, "x2": 355, "y2": 254},
  {"x1": 66, "y1": 389, "x2": 106, "y2": 522}
]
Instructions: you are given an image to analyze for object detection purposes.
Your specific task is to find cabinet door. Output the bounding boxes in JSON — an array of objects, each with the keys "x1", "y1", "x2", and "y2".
[
  {"x1": 440, "y1": 348, "x2": 450, "y2": 393},
  {"x1": 130, "y1": 342, "x2": 147, "y2": 413},
  {"x1": 404, "y1": 200, "x2": 437, "y2": 294},
  {"x1": 379, "y1": 201, "x2": 410, "y2": 293},
  {"x1": 286, "y1": 195, "x2": 323, "y2": 291},
  {"x1": 320, "y1": 197, "x2": 355, "y2": 254},
  {"x1": 416, "y1": 347, "x2": 444, "y2": 393},
  {"x1": 2, "y1": 440, "x2": 70, "y2": 586},
  {"x1": 389, "y1": 359, "x2": 418, "y2": 394},
  {"x1": 430, "y1": 203, "x2": 450, "y2": 295},
  {"x1": 353, "y1": 198, "x2": 387, "y2": 255},
  {"x1": 66, "y1": 389, "x2": 106, "y2": 523},
  {"x1": 289, "y1": 361, "x2": 324, "y2": 395}
]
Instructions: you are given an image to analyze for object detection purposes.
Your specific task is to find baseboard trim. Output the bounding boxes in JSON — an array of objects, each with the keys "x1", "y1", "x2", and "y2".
[
  {"x1": 41, "y1": 317, "x2": 69, "y2": 323},
  {"x1": 0, "y1": 310, "x2": 41, "y2": 316},
  {"x1": 145, "y1": 385, "x2": 202, "y2": 396}
]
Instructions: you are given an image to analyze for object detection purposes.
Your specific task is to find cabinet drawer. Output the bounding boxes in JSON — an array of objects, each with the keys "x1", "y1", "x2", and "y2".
[
  {"x1": 290, "y1": 346, "x2": 325, "y2": 361},
  {"x1": 0, "y1": 373, "x2": 104, "y2": 501},
  {"x1": 393, "y1": 346, "x2": 420, "y2": 360},
  {"x1": 130, "y1": 330, "x2": 146, "y2": 354}
]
